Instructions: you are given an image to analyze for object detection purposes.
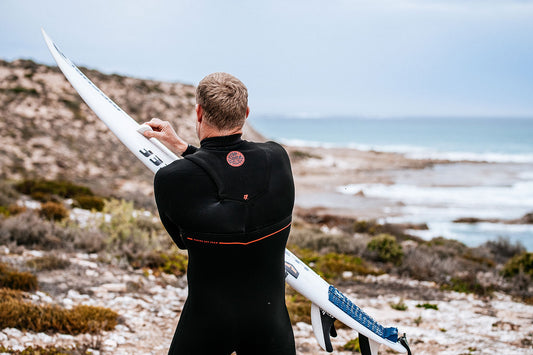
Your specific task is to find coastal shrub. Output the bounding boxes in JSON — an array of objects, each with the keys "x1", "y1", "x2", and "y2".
[
  {"x1": 0, "y1": 345, "x2": 80, "y2": 355},
  {"x1": 441, "y1": 274, "x2": 493, "y2": 296},
  {"x1": 288, "y1": 226, "x2": 364, "y2": 255},
  {"x1": 426, "y1": 237, "x2": 467, "y2": 259},
  {"x1": 0, "y1": 86, "x2": 39, "y2": 96},
  {"x1": 39, "y1": 201, "x2": 69, "y2": 221},
  {"x1": 0, "y1": 288, "x2": 27, "y2": 301},
  {"x1": 26, "y1": 255, "x2": 71, "y2": 271},
  {"x1": 398, "y1": 245, "x2": 456, "y2": 282},
  {"x1": 416, "y1": 303, "x2": 439, "y2": 310},
  {"x1": 15, "y1": 179, "x2": 95, "y2": 201},
  {"x1": 289, "y1": 246, "x2": 378, "y2": 281},
  {"x1": 73, "y1": 195, "x2": 105, "y2": 211},
  {"x1": 131, "y1": 251, "x2": 188, "y2": 276},
  {"x1": 0, "y1": 180, "x2": 19, "y2": 207},
  {"x1": 462, "y1": 250, "x2": 495, "y2": 268},
  {"x1": 0, "y1": 263, "x2": 38, "y2": 291},
  {"x1": 0, "y1": 204, "x2": 26, "y2": 217},
  {"x1": 367, "y1": 234, "x2": 403, "y2": 265},
  {"x1": 316, "y1": 253, "x2": 378, "y2": 280},
  {"x1": 0, "y1": 211, "x2": 106, "y2": 252},
  {"x1": 285, "y1": 289, "x2": 311, "y2": 325},
  {"x1": 98, "y1": 199, "x2": 173, "y2": 264},
  {"x1": 353, "y1": 219, "x2": 408, "y2": 239},
  {"x1": 390, "y1": 299, "x2": 408, "y2": 311},
  {"x1": 0, "y1": 297, "x2": 118, "y2": 334},
  {"x1": 483, "y1": 237, "x2": 526, "y2": 264},
  {"x1": 0, "y1": 211, "x2": 61, "y2": 248},
  {"x1": 502, "y1": 252, "x2": 533, "y2": 278},
  {"x1": 342, "y1": 338, "x2": 361, "y2": 352}
]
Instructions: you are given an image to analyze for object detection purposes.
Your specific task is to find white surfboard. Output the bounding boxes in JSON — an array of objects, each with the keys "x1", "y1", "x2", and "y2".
[{"x1": 42, "y1": 29, "x2": 410, "y2": 355}]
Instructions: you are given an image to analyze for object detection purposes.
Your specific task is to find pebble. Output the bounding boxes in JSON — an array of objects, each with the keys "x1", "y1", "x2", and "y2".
[
  {"x1": 1, "y1": 249, "x2": 532, "y2": 355},
  {"x1": 3, "y1": 328, "x2": 23, "y2": 338}
]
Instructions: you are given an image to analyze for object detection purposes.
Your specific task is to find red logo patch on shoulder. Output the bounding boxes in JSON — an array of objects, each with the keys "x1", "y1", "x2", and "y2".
[{"x1": 226, "y1": 151, "x2": 245, "y2": 167}]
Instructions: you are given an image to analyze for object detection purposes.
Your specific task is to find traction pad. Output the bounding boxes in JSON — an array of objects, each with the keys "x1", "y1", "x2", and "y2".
[{"x1": 328, "y1": 286, "x2": 398, "y2": 342}]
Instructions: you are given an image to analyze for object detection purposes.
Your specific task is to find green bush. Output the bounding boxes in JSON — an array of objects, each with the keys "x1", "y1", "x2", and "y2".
[
  {"x1": 98, "y1": 199, "x2": 174, "y2": 265},
  {"x1": 131, "y1": 251, "x2": 188, "y2": 276},
  {"x1": 367, "y1": 234, "x2": 403, "y2": 265},
  {"x1": 502, "y1": 252, "x2": 533, "y2": 278},
  {"x1": 73, "y1": 195, "x2": 105, "y2": 211},
  {"x1": 290, "y1": 246, "x2": 378, "y2": 282},
  {"x1": 15, "y1": 179, "x2": 94, "y2": 200},
  {"x1": 416, "y1": 303, "x2": 439, "y2": 310},
  {"x1": 390, "y1": 299, "x2": 408, "y2": 311},
  {"x1": 343, "y1": 337, "x2": 361, "y2": 352}
]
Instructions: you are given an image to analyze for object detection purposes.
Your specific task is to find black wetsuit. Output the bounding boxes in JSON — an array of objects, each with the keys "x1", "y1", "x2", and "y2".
[{"x1": 154, "y1": 134, "x2": 296, "y2": 355}]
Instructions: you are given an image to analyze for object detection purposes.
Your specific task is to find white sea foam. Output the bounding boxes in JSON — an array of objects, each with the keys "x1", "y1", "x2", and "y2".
[
  {"x1": 280, "y1": 138, "x2": 533, "y2": 163},
  {"x1": 337, "y1": 181, "x2": 533, "y2": 212}
]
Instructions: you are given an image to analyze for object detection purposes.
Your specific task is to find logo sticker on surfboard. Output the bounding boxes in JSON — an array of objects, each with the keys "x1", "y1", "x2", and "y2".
[{"x1": 226, "y1": 151, "x2": 245, "y2": 167}]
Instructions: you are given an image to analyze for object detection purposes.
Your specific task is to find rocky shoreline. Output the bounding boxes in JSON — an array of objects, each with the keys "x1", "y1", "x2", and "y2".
[{"x1": 1, "y1": 248, "x2": 532, "y2": 354}]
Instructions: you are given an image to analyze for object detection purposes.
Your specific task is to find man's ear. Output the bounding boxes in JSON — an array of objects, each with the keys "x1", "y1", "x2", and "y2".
[
  {"x1": 246, "y1": 106, "x2": 250, "y2": 119},
  {"x1": 196, "y1": 104, "x2": 203, "y2": 123}
]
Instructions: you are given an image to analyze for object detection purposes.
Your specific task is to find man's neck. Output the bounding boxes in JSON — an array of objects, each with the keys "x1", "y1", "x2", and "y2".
[{"x1": 199, "y1": 125, "x2": 243, "y2": 141}]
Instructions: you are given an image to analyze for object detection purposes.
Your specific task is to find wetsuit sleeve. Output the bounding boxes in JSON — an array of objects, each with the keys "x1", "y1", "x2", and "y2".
[
  {"x1": 182, "y1": 144, "x2": 198, "y2": 157},
  {"x1": 154, "y1": 167, "x2": 187, "y2": 249},
  {"x1": 159, "y1": 211, "x2": 186, "y2": 249}
]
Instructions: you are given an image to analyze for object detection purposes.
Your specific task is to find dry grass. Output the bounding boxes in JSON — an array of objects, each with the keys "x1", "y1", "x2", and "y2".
[
  {"x1": 0, "y1": 263, "x2": 38, "y2": 291},
  {"x1": 26, "y1": 255, "x2": 71, "y2": 271},
  {"x1": 0, "y1": 211, "x2": 106, "y2": 252},
  {"x1": 0, "y1": 291, "x2": 118, "y2": 334},
  {"x1": 0, "y1": 345, "x2": 83, "y2": 355},
  {"x1": 40, "y1": 201, "x2": 69, "y2": 221},
  {"x1": 285, "y1": 287, "x2": 311, "y2": 325},
  {"x1": 289, "y1": 226, "x2": 365, "y2": 255}
]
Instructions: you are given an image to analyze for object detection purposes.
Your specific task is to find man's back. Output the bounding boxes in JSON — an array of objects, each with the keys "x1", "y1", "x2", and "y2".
[{"x1": 154, "y1": 134, "x2": 296, "y2": 355}]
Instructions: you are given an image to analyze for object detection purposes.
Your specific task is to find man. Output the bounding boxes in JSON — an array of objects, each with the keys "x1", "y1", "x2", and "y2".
[{"x1": 142, "y1": 72, "x2": 296, "y2": 355}]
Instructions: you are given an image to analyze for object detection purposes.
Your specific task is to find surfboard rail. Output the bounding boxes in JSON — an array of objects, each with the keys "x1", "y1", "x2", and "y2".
[{"x1": 41, "y1": 29, "x2": 411, "y2": 355}]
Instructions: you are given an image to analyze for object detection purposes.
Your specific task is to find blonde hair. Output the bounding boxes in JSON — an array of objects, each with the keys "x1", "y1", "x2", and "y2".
[{"x1": 196, "y1": 72, "x2": 248, "y2": 130}]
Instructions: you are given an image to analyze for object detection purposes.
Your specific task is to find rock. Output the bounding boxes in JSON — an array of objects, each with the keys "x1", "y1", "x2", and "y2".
[
  {"x1": 103, "y1": 338, "x2": 117, "y2": 349},
  {"x1": 2, "y1": 328, "x2": 23, "y2": 338},
  {"x1": 99, "y1": 283, "x2": 127, "y2": 293}
]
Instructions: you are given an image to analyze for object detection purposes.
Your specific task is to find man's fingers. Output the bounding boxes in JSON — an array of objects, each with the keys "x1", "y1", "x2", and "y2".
[
  {"x1": 145, "y1": 118, "x2": 165, "y2": 131},
  {"x1": 143, "y1": 130, "x2": 161, "y2": 138}
]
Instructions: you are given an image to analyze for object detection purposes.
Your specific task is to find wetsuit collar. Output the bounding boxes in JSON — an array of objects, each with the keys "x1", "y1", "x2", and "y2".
[{"x1": 200, "y1": 134, "x2": 243, "y2": 149}]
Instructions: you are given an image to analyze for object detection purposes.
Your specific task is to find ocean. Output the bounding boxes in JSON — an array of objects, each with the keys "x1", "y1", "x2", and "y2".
[{"x1": 249, "y1": 116, "x2": 533, "y2": 250}]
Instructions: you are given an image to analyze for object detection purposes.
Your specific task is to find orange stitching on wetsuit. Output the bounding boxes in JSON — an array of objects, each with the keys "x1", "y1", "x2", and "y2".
[{"x1": 186, "y1": 222, "x2": 291, "y2": 246}]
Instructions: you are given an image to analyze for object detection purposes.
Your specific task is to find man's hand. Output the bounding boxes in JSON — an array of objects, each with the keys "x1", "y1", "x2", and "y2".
[{"x1": 142, "y1": 118, "x2": 189, "y2": 156}]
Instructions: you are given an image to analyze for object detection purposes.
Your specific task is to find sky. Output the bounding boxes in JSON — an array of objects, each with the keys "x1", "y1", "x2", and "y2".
[{"x1": 1, "y1": 0, "x2": 533, "y2": 118}]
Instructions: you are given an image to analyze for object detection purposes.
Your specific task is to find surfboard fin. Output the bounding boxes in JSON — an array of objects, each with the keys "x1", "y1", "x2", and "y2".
[
  {"x1": 311, "y1": 303, "x2": 337, "y2": 352},
  {"x1": 359, "y1": 334, "x2": 381, "y2": 355},
  {"x1": 399, "y1": 333, "x2": 412, "y2": 355}
]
